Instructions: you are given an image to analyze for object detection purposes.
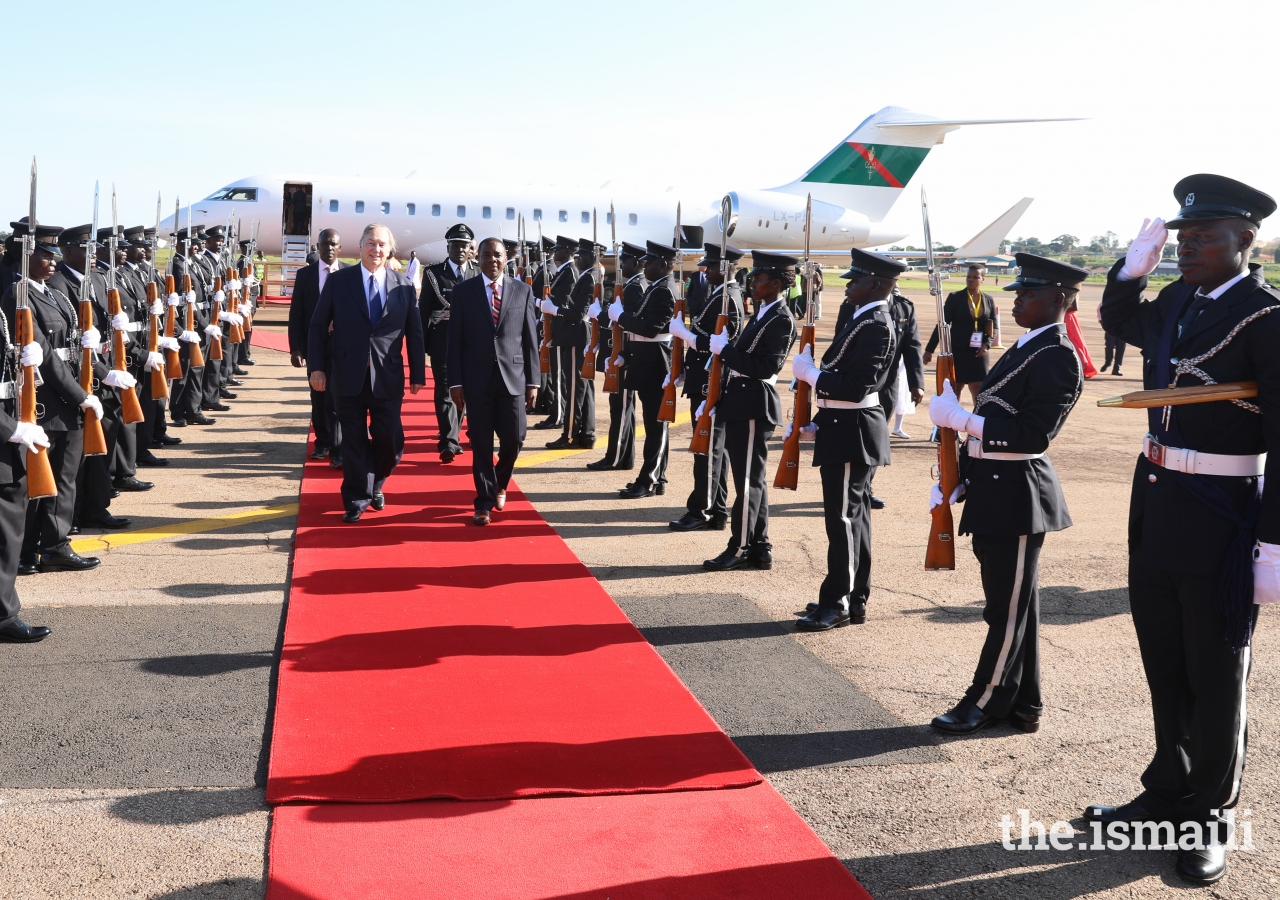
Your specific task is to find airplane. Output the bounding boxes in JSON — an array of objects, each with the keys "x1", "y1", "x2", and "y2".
[{"x1": 164, "y1": 106, "x2": 1077, "y2": 269}]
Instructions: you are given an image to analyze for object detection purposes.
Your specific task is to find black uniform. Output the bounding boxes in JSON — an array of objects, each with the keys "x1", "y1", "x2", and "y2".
[
  {"x1": 0, "y1": 302, "x2": 34, "y2": 630},
  {"x1": 110, "y1": 261, "x2": 150, "y2": 482},
  {"x1": 619, "y1": 272, "x2": 675, "y2": 491},
  {"x1": 880, "y1": 291, "x2": 925, "y2": 423},
  {"x1": 420, "y1": 257, "x2": 478, "y2": 456},
  {"x1": 547, "y1": 259, "x2": 590, "y2": 442},
  {"x1": 531, "y1": 257, "x2": 560, "y2": 422},
  {"x1": 168, "y1": 249, "x2": 210, "y2": 425},
  {"x1": 195, "y1": 250, "x2": 226, "y2": 410},
  {"x1": 594, "y1": 271, "x2": 644, "y2": 469},
  {"x1": 75, "y1": 258, "x2": 127, "y2": 526},
  {"x1": 925, "y1": 288, "x2": 995, "y2": 384}
]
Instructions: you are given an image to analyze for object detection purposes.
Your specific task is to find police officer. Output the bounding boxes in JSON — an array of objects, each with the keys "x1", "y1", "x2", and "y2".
[
  {"x1": 669, "y1": 243, "x2": 744, "y2": 530},
  {"x1": 927, "y1": 253, "x2": 1084, "y2": 735},
  {"x1": 142, "y1": 228, "x2": 182, "y2": 453},
  {"x1": 104, "y1": 226, "x2": 153, "y2": 492},
  {"x1": 421, "y1": 223, "x2": 478, "y2": 462},
  {"x1": 586, "y1": 242, "x2": 645, "y2": 471},
  {"x1": 1092, "y1": 177, "x2": 1280, "y2": 884},
  {"x1": 234, "y1": 239, "x2": 258, "y2": 369},
  {"x1": 169, "y1": 226, "x2": 215, "y2": 428},
  {"x1": 863, "y1": 277, "x2": 926, "y2": 508},
  {"x1": 194, "y1": 226, "x2": 232, "y2": 413},
  {"x1": 540, "y1": 236, "x2": 590, "y2": 449},
  {"x1": 531, "y1": 236, "x2": 562, "y2": 425},
  {"x1": 121, "y1": 226, "x2": 169, "y2": 468},
  {"x1": 793, "y1": 250, "x2": 903, "y2": 630},
  {"x1": 613, "y1": 240, "x2": 675, "y2": 498},
  {"x1": 701, "y1": 252, "x2": 796, "y2": 570}
]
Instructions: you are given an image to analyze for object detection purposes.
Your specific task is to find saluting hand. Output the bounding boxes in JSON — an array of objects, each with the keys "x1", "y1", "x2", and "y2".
[{"x1": 1119, "y1": 218, "x2": 1169, "y2": 281}]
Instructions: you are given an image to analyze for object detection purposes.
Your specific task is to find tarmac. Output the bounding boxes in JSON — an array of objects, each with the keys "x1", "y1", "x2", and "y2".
[{"x1": 3, "y1": 286, "x2": 1277, "y2": 899}]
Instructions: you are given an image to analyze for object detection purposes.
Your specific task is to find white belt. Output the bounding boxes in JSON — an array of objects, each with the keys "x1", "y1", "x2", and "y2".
[
  {"x1": 0, "y1": 382, "x2": 14, "y2": 400},
  {"x1": 124, "y1": 322, "x2": 142, "y2": 332},
  {"x1": 968, "y1": 436, "x2": 1043, "y2": 461},
  {"x1": 1143, "y1": 434, "x2": 1265, "y2": 477},
  {"x1": 626, "y1": 332, "x2": 673, "y2": 344},
  {"x1": 196, "y1": 302, "x2": 210, "y2": 310},
  {"x1": 54, "y1": 348, "x2": 71, "y2": 361},
  {"x1": 817, "y1": 393, "x2": 880, "y2": 410},
  {"x1": 730, "y1": 373, "x2": 778, "y2": 386}
]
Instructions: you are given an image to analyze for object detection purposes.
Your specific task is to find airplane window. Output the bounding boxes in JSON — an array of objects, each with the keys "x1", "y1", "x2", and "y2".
[
  {"x1": 580, "y1": 211, "x2": 589, "y2": 224},
  {"x1": 482, "y1": 206, "x2": 492, "y2": 219},
  {"x1": 506, "y1": 208, "x2": 515, "y2": 220},
  {"x1": 606, "y1": 212, "x2": 612, "y2": 225},
  {"x1": 407, "y1": 203, "x2": 416, "y2": 216},
  {"x1": 533, "y1": 209, "x2": 542, "y2": 220},
  {"x1": 204, "y1": 187, "x2": 258, "y2": 201},
  {"x1": 431, "y1": 204, "x2": 441, "y2": 216},
  {"x1": 355, "y1": 201, "x2": 365, "y2": 214},
  {"x1": 380, "y1": 202, "x2": 390, "y2": 215},
  {"x1": 628, "y1": 213, "x2": 637, "y2": 226},
  {"x1": 329, "y1": 200, "x2": 339, "y2": 213},
  {"x1": 558, "y1": 210, "x2": 567, "y2": 223},
  {"x1": 457, "y1": 205, "x2": 466, "y2": 217}
]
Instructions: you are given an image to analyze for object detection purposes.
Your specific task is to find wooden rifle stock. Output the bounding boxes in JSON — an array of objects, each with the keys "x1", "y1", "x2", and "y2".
[
  {"x1": 18, "y1": 308, "x2": 57, "y2": 499},
  {"x1": 239, "y1": 264, "x2": 254, "y2": 331},
  {"x1": 145, "y1": 282, "x2": 169, "y2": 400},
  {"x1": 773, "y1": 321, "x2": 816, "y2": 490},
  {"x1": 78, "y1": 294, "x2": 109, "y2": 456},
  {"x1": 690, "y1": 314, "x2": 728, "y2": 455},
  {"x1": 539, "y1": 282, "x2": 552, "y2": 375},
  {"x1": 603, "y1": 281, "x2": 623, "y2": 394},
  {"x1": 183, "y1": 273, "x2": 205, "y2": 368},
  {"x1": 658, "y1": 296, "x2": 684, "y2": 421},
  {"x1": 581, "y1": 280, "x2": 601, "y2": 379},
  {"x1": 163, "y1": 274, "x2": 184, "y2": 380},
  {"x1": 1097, "y1": 381, "x2": 1258, "y2": 408},
  {"x1": 925, "y1": 354, "x2": 960, "y2": 571},
  {"x1": 208, "y1": 276, "x2": 225, "y2": 362},
  {"x1": 108, "y1": 287, "x2": 145, "y2": 424}
]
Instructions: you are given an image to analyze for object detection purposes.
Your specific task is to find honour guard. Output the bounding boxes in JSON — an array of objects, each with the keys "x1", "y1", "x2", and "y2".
[
  {"x1": 234, "y1": 239, "x2": 258, "y2": 368},
  {"x1": 105, "y1": 226, "x2": 152, "y2": 492},
  {"x1": 927, "y1": 253, "x2": 1084, "y2": 736},
  {"x1": 613, "y1": 240, "x2": 676, "y2": 498},
  {"x1": 196, "y1": 227, "x2": 230, "y2": 413},
  {"x1": 122, "y1": 227, "x2": 168, "y2": 468},
  {"x1": 169, "y1": 226, "x2": 215, "y2": 428},
  {"x1": 586, "y1": 242, "x2": 645, "y2": 471},
  {"x1": 539, "y1": 236, "x2": 589, "y2": 448},
  {"x1": 531, "y1": 236, "x2": 562, "y2": 425},
  {"x1": 792, "y1": 250, "x2": 903, "y2": 630},
  {"x1": 863, "y1": 282, "x2": 927, "y2": 508},
  {"x1": 701, "y1": 251, "x2": 796, "y2": 571},
  {"x1": 668, "y1": 242, "x2": 744, "y2": 530},
  {"x1": 1092, "y1": 176, "x2": 1280, "y2": 884},
  {"x1": 924, "y1": 264, "x2": 995, "y2": 404},
  {"x1": 421, "y1": 223, "x2": 478, "y2": 462}
]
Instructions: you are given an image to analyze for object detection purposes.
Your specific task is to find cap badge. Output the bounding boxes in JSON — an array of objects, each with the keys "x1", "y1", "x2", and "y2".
[{"x1": 1185, "y1": 193, "x2": 1195, "y2": 206}]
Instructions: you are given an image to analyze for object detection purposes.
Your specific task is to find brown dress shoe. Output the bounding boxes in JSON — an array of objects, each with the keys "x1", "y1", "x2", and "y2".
[
  {"x1": 495, "y1": 490, "x2": 506, "y2": 511},
  {"x1": 473, "y1": 511, "x2": 490, "y2": 526}
]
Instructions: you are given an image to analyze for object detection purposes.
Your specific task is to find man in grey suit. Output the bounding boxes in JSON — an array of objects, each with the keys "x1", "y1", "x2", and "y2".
[
  {"x1": 447, "y1": 238, "x2": 539, "y2": 525},
  {"x1": 308, "y1": 224, "x2": 425, "y2": 522}
]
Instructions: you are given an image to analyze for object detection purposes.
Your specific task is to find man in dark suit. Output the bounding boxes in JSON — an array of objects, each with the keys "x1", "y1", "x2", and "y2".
[
  {"x1": 308, "y1": 224, "x2": 425, "y2": 523},
  {"x1": 289, "y1": 228, "x2": 344, "y2": 464},
  {"x1": 447, "y1": 238, "x2": 539, "y2": 525},
  {"x1": 420, "y1": 224, "x2": 478, "y2": 463}
]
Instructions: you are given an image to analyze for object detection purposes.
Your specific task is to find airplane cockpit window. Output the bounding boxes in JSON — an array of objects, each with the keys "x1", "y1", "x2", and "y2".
[
  {"x1": 205, "y1": 187, "x2": 258, "y2": 202},
  {"x1": 580, "y1": 211, "x2": 589, "y2": 224},
  {"x1": 506, "y1": 208, "x2": 515, "y2": 220},
  {"x1": 629, "y1": 213, "x2": 638, "y2": 226},
  {"x1": 329, "y1": 200, "x2": 339, "y2": 212},
  {"x1": 558, "y1": 210, "x2": 568, "y2": 223},
  {"x1": 431, "y1": 204, "x2": 441, "y2": 216}
]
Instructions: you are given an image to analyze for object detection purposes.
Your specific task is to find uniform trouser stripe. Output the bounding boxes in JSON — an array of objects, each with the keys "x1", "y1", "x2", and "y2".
[
  {"x1": 739, "y1": 419, "x2": 755, "y2": 551},
  {"x1": 842, "y1": 462, "x2": 854, "y2": 592},
  {"x1": 636, "y1": 388, "x2": 668, "y2": 488},
  {"x1": 976, "y1": 534, "x2": 1029, "y2": 711},
  {"x1": 1228, "y1": 646, "x2": 1250, "y2": 806}
]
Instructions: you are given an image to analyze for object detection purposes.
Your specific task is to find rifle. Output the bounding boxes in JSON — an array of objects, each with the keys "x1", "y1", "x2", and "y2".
[
  {"x1": 581, "y1": 209, "x2": 601, "y2": 379},
  {"x1": 243, "y1": 218, "x2": 258, "y2": 332},
  {"x1": 538, "y1": 220, "x2": 552, "y2": 375},
  {"x1": 658, "y1": 203, "x2": 683, "y2": 421},
  {"x1": 182, "y1": 202, "x2": 206, "y2": 368},
  {"x1": 79, "y1": 183, "x2": 109, "y2": 456},
  {"x1": 774, "y1": 193, "x2": 816, "y2": 489},
  {"x1": 107, "y1": 188, "x2": 145, "y2": 424},
  {"x1": 147, "y1": 193, "x2": 169, "y2": 401},
  {"x1": 690, "y1": 196, "x2": 734, "y2": 455},
  {"x1": 226, "y1": 218, "x2": 245, "y2": 344},
  {"x1": 1098, "y1": 381, "x2": 1258, "y2": 409},
  {"x1": 923, "y1": 189, "x2": 959, "y2": 571},
  {"x1": 16, "y1": 160, "x2": 58, "y2": 499},
  {"x1": 163, "y1": 197, "x2": 184, "y2": 380},
  {"x1": 603, "y1": 202, "x2": 624, "y2": 395}
]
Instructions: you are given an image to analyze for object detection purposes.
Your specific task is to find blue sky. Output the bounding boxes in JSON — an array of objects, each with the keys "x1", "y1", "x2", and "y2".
[{"x1": 4, "y1": 0, "x2": 1277, "y2": 249}]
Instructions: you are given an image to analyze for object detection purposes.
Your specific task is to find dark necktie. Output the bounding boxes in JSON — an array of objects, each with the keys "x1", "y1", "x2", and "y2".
[
  {"x1": 491, "y1": 281, "x2": 502, "y2": 326},
  {"x1": 368, "y1": 275, "x2": 383, "y2": 326},
  {"x1": 1177, "y1": 292, "x2": 1212, "y2": 338}
]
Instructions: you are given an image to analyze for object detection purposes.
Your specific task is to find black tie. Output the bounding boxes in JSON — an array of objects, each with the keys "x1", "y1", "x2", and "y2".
[{"x1": 1177, "y1": 293, "x2": 1212, "y2": 338}]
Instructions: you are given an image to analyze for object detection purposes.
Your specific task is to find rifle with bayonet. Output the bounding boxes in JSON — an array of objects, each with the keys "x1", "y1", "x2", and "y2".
[
  {"x1": 923, "y1": 189, "x2": 959, "y2": 571},
  {"x1": 180, "y1": 202, "x2": 206, "y2": 368},
  {"x1": 581, "y1": 209, "x2": 601, "y2": 380},
  {"x1": 774, "y1": 193, "x2": 816, "y2": 489},
  {"x1": 16, "y1": 160, "x2": 58, "y2": 499},
  {"x1": 659, "y1": 204, "x2": 684, "y2": 421},
  {"x1": 538, "y1": 221, "x2": 552, "y2": 375},
  {"x1": 107, "y1": 187, "x2": 145, "y2": 424},
  {"x1": 603, "y1": 203, "x2": 624, "y2": 395},
  {"x1": 79, "y1": 183, "x2": 109, "y2": 456},
  {"x1": 146, "y1": 193, "x2": 169, "y2": 401},
  {"x1": 225, "y1": 218, "x2": 245, "y2": 345},
  {"x1": 163, "y1": 198, "x2": 184, "y2": 380},
  {"x1": 690, "y1": 197, "x2": 734, "y2": 455},
  {"x1": 207, "y1": 216, "x2": 226, "y2": 364}
]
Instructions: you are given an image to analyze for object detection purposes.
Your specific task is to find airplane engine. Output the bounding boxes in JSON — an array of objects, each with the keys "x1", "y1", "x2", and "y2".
[{"x1": 721, "y1": 190, "x2": 871, "y2": 250}]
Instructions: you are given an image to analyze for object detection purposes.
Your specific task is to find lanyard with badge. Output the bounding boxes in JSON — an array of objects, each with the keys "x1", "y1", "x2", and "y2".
[{"x1": 968, "y1": 289, "x2": 985, "y2": 348}]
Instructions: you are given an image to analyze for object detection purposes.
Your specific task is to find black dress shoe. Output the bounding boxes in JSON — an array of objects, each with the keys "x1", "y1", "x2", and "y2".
[
  {"x1": 1083, "y1": 800, "x2": 1153, "y2": 824},
  {"x1": 1009, "y1": 710, "x2": 1041, "y2": 733},
  {"x1": 1113, "y1": 369, "x2": 1124, "y2": 377},
  {"x1": 202, "y1": 403, "x2": 231, "y2": 412},
  {"x1": 342, "y1": 509, "x2": 362, "y2": 523},
  {"x1": 240, "y1": 359, "x2": 256, "y2": 366},
  {"x1": 110, "y1": 488, "x2": 121, "y2": 498},
  {"x1": 801, "y1": 601, "x2": 866, "y2": 624},
  {"x1": 707, "y1": 516, "x2": 727, "y2": 531},
  {"x1": 169, "y1": 419, "x2": 188, "y2": 427},
  {"x1": 113, "y1": 476, "x2": 153, "y2": 492},
  {"x1": 532, "y1": 418, "x2": 562, "y2": 430},
  {"x1": 329, "y1": 455, "x2": 343, "y2": 469},
  {"x1": 40, "y1": 549, "x2": 100, "y2": 571},
  {"x1": 619, "y1": 482, "x2": 656, "y2": 499},
  {"x1": 545, "y1": 436, "x2": 575, "y2": 449},
  {"x1": 189, "y1": 414, "x2": 217, "y2": 425},
  {"x1": 575, "y1": 436, "x2": 596, "y2": 450},
  {"x1": 869, "y1": 495, "x2": 886, "y2": 510},
  {"x1": 81, "y1": 513, "x2": 131, "y2": 530},
  {"x1": 0, "y1": 618, "x2": 51, "y2": 643},
  {"x1": 440, "y1": 449, "x2": 457, "y2": 463},
  {"x1": 234, "y1": 367, "x2": 250, "y2": 374},
  {"x1": 1177, "y1": 844, "x2": 1226, "y2": 884},
  {"x1": 748, "y1": 548, "x2": 773, "y2": 570},
  {"x1": 371, "y1": 491, "x2": 385, "y2": 511},
  {"x1": 473, "y1": 510, "x2": 491, "y2": 526},
  {"x1": 154, "y1": 434, "x2": 183, "y2": 445},
  {"x1": 18, "y1": 556, "x2": 39, "y2": 576},
  {"x1": 669, "y1": 512, "x2": 709, "y2": 531},
  {"x1": 69, "y1": 524, "x2": 81, "y2": 535},
  {"x1": 796, "y1": 606, "x2": 851, "y2": 631},
  {"x1": 219, "y1": 389, "x2": 238, "y2": 400},
  {"x1": 585, "y1": 458, "x2": 616, "y2": 471},
  {"x1": 931, "y1": 700, "x2": 1001, "y2": 734},
  {"x1": 137, "y1": 451, "x2": 169, "y2": 467},
  {"x1": 703, "y1": 549, "x2": 748, "y2": 571},
  {"x1": 228, "y1": 376, "x2": 245, "y2": 385},
  {"x1": 311, "y1": 446, "x2": 331, "y2": 460},
  {"x1": 653, "y1": 483, "x2": 666, "y2": 496}
]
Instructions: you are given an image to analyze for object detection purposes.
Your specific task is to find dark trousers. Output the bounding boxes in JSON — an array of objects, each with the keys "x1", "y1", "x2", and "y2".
[
  {"x1": 467, "y1": 369, "x2": 525, "y2": 512},
  {"x1": 962, "y1": 532, "x2": 1046, "y2": 718},
  {"x1": 77, "y1": 402, "x2": 121, "y2": 522},
  {"x1": 725, "y1": 417, "x2": 773, "y2": 555},
  {"x1": 200, "y1": 340, "x2": 223, "y2": 407},
  {"x1": 430, "y1": 353, "x2": 463, "y2": 455},
  {"x1": 0, "y1": 476, "x2": 27, "y2": 627},
  {"x1": 1103, "y1": 333, "x2": 1127, "y2": 370},
  {"x1": 817, "y1": 461, "x2": 875, "y2": 610},
  {"x1": 537, "y1": 343, "x2": 562, "y2": 422},
  {"x1": 1129, "y1": 560, "x2": 1256, "y2": 828},
  {"x1": 111, "y1": 421, "x2": 137, "y2": 481},
  {"x1": 23, "y1": 428, "x2": 82, "y2": 558},
  {"x1": 136, "y1": 374, "x2": 163, "y2": 451},
  {"x1": 633, "y1": 387, "x2": 668, "y2": 489},
  {"x1": 687, "y1": 398, "x2": 729, "y2": 522},
  {"x1": 242, "y1": 325, "x2": 253, "y2": 360},
  {"x1": 334, "y1": 373, "x2": 405, "y2": 513},
  {"x1": 601, "y1": 388, "x2": 635, "y2": 468},
  {"x1": 169, "y1": 342, "x2": 203, "y2": 423},
  {"x1": 558, "y1": 344, "x2": 595, "y2": 440}
]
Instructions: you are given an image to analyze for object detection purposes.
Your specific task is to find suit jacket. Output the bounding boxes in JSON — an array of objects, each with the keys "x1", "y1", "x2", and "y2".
[
  {"x1": 705, "y1": 299, "x2": 794, "y2": 424},
  {"x1": 812, "y1": 301, "x2": 898, "y2": 467},
  {"x1": 957, "y1": 323, "x2": 1081, "y2": 537},
  {"x1": 683, "y1": 280, "x2": 744, "y2": 401},
  {"x1": 288, "y1": 260, "x2": 345, "y2": 356},
  {"x1": 446, "y1": 275, "x2": 539, "y2": 400},
  {"x1": 47, "y1": 263, "x2": 111, "y2": 387},
  {"x1": 620, "y1": 274, "x2": 675, "y2": 391},
  {"x1": 308, "y1": 265, "x2": 425, "y2": 399},
  {"x1": 421, "y1": 259, "x2": 479, "y2": 357}
]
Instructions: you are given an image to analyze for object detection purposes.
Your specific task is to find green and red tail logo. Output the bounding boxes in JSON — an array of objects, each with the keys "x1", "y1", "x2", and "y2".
[{"x1": 803, "y1": 142, "x2": 930, "y2": 189}]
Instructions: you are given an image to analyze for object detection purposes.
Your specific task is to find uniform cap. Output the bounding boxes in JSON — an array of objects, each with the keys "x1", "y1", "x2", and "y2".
[
  {"x1": 31, "y1": 225, "x2": 64, "y2": 257},
  {"x1": 1003, "y1": 252, "x2": 1089, "y2": 291},
  {"x1": 445, "y1": 223, "x2": 475, "y2": 242},
  {"x1": 1167, "y1": 174, "x2": 1276, "y2": 227},
  {"x1": 96, "y1": 226, "x2": 126, "y2": 243},
  {"x1": 575, "y1": 238, "x2": 604, "y2": 257},
  {"x1": 619, "y1": 241, "x2": 647, "y2": 259},
  {"x1": 540, "y1": 236, "x2": 556, "y2": 252},
  {"x1": 502, "y1": 239, "x2": 519, "y2": 253},
  {"x1": 697, "y1": 242, "x2": 744, "y2": 267},
  {"x1": 554, "y1": 235, "x2": 578, "y2": 251},
  {"x1": 60, "y1": 224, "x2": 99, "y2": 246},
  {"x1": 204, "y1": 225, "x2": 227, "y2": 238},
  {"x1": 749, "y1": 250, "x2": 800, "y2": 273},
  {"x1": 641, "y1": 240, "x2": 677, "y2": 262},
  {"x1": 840, "y1": 247, "x2": 907, "y2": 280}
]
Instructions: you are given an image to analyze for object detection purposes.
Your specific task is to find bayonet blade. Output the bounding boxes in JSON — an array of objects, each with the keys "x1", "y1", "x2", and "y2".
[{"x1": 28, "y1": 158, "x2": 37, "y2": 227}]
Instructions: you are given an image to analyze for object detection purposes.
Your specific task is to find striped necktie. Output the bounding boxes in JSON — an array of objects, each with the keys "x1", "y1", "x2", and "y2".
[{"x1": 491, "y1": 280, "x2": 502, "y2": 326}]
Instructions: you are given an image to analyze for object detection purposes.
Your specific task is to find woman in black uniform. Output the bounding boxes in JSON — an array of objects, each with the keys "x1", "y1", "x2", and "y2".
[{"x1": 924, "y1": 263, "x2": 995, "y2": 403}]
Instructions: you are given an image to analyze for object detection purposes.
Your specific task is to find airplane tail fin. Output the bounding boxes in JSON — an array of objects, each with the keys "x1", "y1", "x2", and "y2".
[{"x1": 953, "y1": 197, "x2": 1034, "y2": 258}]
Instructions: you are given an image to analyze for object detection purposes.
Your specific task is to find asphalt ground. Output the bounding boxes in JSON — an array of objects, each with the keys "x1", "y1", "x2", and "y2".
[{"x1": 6, "y1": 293, "x2": 1279, "y2": 898}]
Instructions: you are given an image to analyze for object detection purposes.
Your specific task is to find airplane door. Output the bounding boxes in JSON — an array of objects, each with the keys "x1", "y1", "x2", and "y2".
[{"x1": 282, "y1": 182, "x2": 313, "y2": 240}]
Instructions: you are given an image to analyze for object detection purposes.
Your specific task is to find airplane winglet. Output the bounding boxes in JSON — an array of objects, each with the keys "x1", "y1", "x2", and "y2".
[{"x1": 953, "y1": 197, "x2": 1034, "y2": 258}]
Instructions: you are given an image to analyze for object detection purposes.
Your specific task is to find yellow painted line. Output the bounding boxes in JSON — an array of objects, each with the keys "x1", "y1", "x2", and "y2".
[
  {"x1": 516, "y1": 410, "x2": 692, "y2": 468},
  {"x1": 70, "y1": 502, "x2": 299, "y2": 554}
]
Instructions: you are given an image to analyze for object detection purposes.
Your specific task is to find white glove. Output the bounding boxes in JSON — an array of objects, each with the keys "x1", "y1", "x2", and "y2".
[
  {"x1": 219, "y1": 310, "x2": 234, "y2": 322},
  {"x1": 103, "y1": 369, "x2": 137, "y2": 390},
  {"x1": 184, "y1": 291, "x2": 196, "y2": 304},
  {"x1": 227, "y1": 279, "x2": 242, "y2": 291},
  {"x1": 1255, "y1": 542, "x2": 1280, "y2": 604},
  {"x1": 608, "y1": 298, "x2": 623, "y2": 323},
  {"x1": 239, "y1": 303, "x2": 252, "y2": 316},
  {"x1": 668, "y1": 317, "x2": 694, "y2": 344},
  {"x1": 709, "y1": 331, "x2": 729, "y2": 356},
  {"x1": 792, "y1": 346, "x2": 820, "y2": 387},
  {"x1": 929, "y1": 483, "x2": 966, "y2": 510},
  {"x1": 167, "y1": 292, "x2": 183, "y2": 308},
  {"x1": 662, "y1": 373, "x2": 670, "y2": 388},
  {"x1": 80, "y1": 394, "x2": 104, "y2": 420},
  {"x1": 150, "y1": 300, "x2": 165, "y2": 316},
  {"x1": 204, "y1": 324, "x2": 223, "y2": 339},
  {"x1": 111, "y1": 312, "x2": 130, "y2": 331},
  {"x1": 228, "y1": 312, "x2": 244, "y2": 326},
  {"x1": 800, "y1": 422, "x2": 817, "y2": 440},
  {"x1": 144, "y1": 351, "x2": 165, "y2": 371},
  {"x1": 9, "y1": 421, "x2": 50, "y2": 453},
  {"x1": 588, "y1": 299, "x2": 602, "y2": 319},
  {"x1": 1118, "y1": 217, "x2": 1169, "y2": 281},
  {"x1": 213, "y1": 290, "x2": 226, "y2": 304},
  {"x1": 539, "y1": 298, "x2": 556, "y2": 315},
  {"x1": 81, "y1": 328, "x2": 102, "y2": 351},
  {"x1": 19, "y1": 342, "x2": 43, "y2": 369},
  {"x1": 158, "y1": 336, "x2": 180, "y2": 352},
  {"x1": 179, "y1": 329, "x2": 201, "y2": 343},
  {"x1": 695, "y1": 401, "x2": 705, "y2": 419},
  {"x1": 929, "y1": 379, "x2": 982, "y2": 435}
]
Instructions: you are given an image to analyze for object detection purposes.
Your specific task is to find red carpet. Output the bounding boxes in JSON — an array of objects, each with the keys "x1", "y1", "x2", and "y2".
[
  {"x1": 251, "y1": 329, "x2": 290, "y2": 353},
  {"x1": 267, "y1": 784, "x2": 871, "y2": 900}
]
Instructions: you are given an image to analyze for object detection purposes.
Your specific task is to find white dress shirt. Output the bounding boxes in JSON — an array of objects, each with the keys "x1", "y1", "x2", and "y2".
[
  {"x1": 450, "y1": 260, "x2": 468, "y2": 279},
  {"x1": 755, "y1": 298, "x2": 780, "y2": 320},
  {"x1": 319, "y1": 259, "x2": 338, "y2": 294},
  {"x1": 482, "y1": 272, "x2": 504, "y2": 316},
  {"x1": 362, "y1": 263, "x2": 387, "y2": 305},
  {"x1": 1198, "y1": 270, "x2": 1249, "y2": 301},
  {"x1": 1016, "y1": 323, "x2": 1060, "y2": 348}
]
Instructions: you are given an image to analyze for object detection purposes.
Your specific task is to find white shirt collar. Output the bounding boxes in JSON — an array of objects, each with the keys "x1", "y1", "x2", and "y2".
[
  {"x1": 1016, "y1": 323, "x2": 1060, "y2": 348},
  {"x1": 28, "y1": 278, "x2": 46, "y2": 293},
  {"x1": 482, "y1": 272, "x2": 504, "y2": 289},
  {"x1": 319, "y1": 259, "x2": 338, "y2": 272},
  {"x1": 1199, "y1": 270, "x2": 1249, "y2": 300},
  {"x1": 361, "y1": 263, "x2": 387, "y2": 297},
  {"x1": 851, "y1": 298, "x2": 889, "y2": 320},
  {"x1": 450, "y1": 259, "x2": 467, "y2": 277},
  {"x1": 556, "y1": 258, "x2": 573, "y2": 273},
  {"x1": 755, "y1": 298, "x2": 780, "y2": 320},
  {"x1": 64, "y1": 265, "x2": 84, "y2": 283}
]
